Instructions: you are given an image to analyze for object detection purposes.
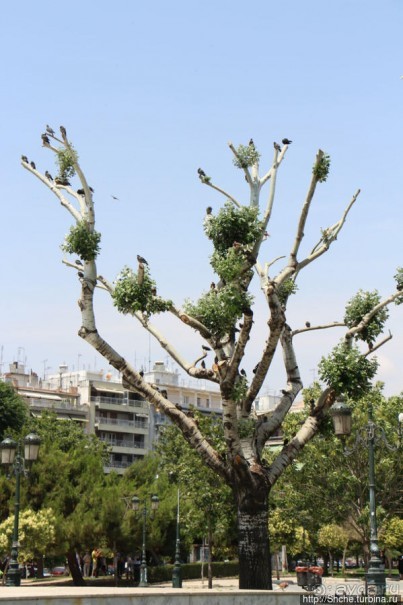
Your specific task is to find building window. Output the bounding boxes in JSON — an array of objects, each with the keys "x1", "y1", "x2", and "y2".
[
  {"x1": 197, "y1": 397, "x2": 201, "y2": 406},
  {"x1": 206, "y1": 398, "x2": 210, "y2": 408}
]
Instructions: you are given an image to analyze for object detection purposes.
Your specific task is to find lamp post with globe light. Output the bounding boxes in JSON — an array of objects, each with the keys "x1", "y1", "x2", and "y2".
[
  {"x1": 131, "y1": 494, "x2": 159, "y2": 587},
  {"x1": 330, "y1": 397, "x2": 402, "y2": 597},
  {"x1": 0, "y1": 433, "x2": 41, "y2": 587}
]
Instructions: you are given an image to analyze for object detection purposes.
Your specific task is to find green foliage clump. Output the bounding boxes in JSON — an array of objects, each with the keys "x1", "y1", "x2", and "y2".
[
  {"x1": 0, "y1": 381, "x2": 27, "y2": 442},
  {"x1": 61, "y1": 220, "x2": 101, "y2": 261},
  {"x1": 344, "y1": 289, "x2": 388, "y2": 345},
  {"x1": 231, "y1": 376, "x2": 248, "y2": 403},
  {"x1": 204, "y1": 201, "x2": 264, "y2": 256},
  {"x1": 210, "y1": 248, "x2": 247, "y2": 283},
  {"x1": 113, "y1": 266, "x2": 173, "y2": 317},
  {"x1": 394, "y1": 267, "x2": 403, "y2": 305},
  {"x1": 232, "y1": 143, "x2": 260, "y2": 169},
  {"x1": 277, "y1": 278, "x2": 298, "y2": 305},
  {"x1": 184, "y1": 286, "x2": 253, "y2": 339},
  {"x1": 318, "y1": 342, "x2": 379, "y2": 399},
  {"x1": 56, "y1": 146, "x2": 78, "y2": 180},
  {"x1": 313, "y1": 153, "x2": 331, "y2": 182}
]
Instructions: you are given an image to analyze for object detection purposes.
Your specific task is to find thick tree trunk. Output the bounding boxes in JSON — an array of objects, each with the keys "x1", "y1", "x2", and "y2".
[
  {"x1": 237, "y1": 508, "x2": 272, "y2": 589},
  {"x1": 67, "y1": 550, "x2": 86, "y2": 586}
]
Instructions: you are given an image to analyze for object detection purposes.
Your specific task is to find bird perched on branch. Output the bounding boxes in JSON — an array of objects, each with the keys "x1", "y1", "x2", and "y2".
[
  {"x1": 77, "y1": 189, "x2": 85, "y2": 195},
  {"x1": 305, "y1": 321, "x2": 311, "y2": 328},
  {"x1": 45, "y1": 171, "x2": 53, "y2": 181},
  {"x1": 46, "y1": 125, "x2": 55, "y2": 136},
  {"x1": 60, "y1": 125, "x2": 67, "y2": 138},
  {"x1": 137, "y1": 254, "x2": 148, "y2": 265},
  {"x1": 201, "y1": 360, "x2": 206, "y2": 369},
  {"x1": 282, "y1": 138, "x2": 292, "y2": 145},
  {"x1": 249, "y1": 138, "x2": 255, "y2": 148},
  {"x1": 198, "y1": 168, "x2": 206, "y2": 178},
  {"x1": 76, "y1": 259, "x2": 83, "y2": 266},
  {"x1": 273, "y1": 142, "x2": 281, "y2": 152},
  {"x1": 21, "y1": 155, "x2": 28, "y2": 163},
  {"x1": 30, "y1": 161, "x2": 36, "y2": 169},
  {"x1": 41, "y1": 133, "x2": 50, "y2": 145},
  {"x1": 202, "y1": 345, "x2": 211, "y2": 351}
]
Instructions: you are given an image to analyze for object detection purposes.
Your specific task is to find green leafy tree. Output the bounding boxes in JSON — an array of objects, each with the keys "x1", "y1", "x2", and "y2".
[
  {"x1": 155, "y1": 414, "x2": 236, "y2": 586},
  {"x1": 318, "y1": 523, "x2": 349, "y2": 575},
  {"x1": 0, "y1": 508, "x2": 57, "y2": 565},
  {"x1": 0, "y1": 381, "x2": 28, "y2": 442},
  {"x1": 22, "y1": 128, "x2": 403, "y2": 589},
  {"x1": 17, "y1": 412, "x2": 113, "y2": 585}
]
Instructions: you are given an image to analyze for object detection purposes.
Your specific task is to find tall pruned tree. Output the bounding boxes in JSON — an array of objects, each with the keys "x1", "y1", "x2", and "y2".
[{"x1": 22, "y1": 127, "x2": 403, "y2": 589}]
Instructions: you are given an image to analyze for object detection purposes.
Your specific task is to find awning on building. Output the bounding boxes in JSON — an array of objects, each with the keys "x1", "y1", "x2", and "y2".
[
  {"x1": 20, "y1": 392, "x2": 63, "y2": 401},
  {"x1": 93, "y1": 386, "x2": 124, "y2": 394}
]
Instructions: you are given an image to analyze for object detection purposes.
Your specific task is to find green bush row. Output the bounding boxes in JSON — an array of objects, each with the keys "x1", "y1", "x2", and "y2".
[{"x1": 148, "y1": 560, "x2": 239, "y2": 583}]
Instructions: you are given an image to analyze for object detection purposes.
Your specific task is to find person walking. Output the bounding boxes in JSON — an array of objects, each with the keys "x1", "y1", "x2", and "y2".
[{"x1": 83, "y1": 552, "x2": 91, "y2": 577}]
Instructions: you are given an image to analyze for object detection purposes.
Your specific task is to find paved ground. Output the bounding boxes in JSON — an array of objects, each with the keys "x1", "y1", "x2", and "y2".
[{"x1": 0, "y1": 574, "x2": 401, "y2": 600}]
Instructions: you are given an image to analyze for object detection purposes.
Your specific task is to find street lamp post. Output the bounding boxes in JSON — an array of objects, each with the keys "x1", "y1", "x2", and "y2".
[
  {"x1": 131, "y1": 494, "x2": 159, "y2": 587},
  {"x1": 331, "y1": 397, "x2": 402, "y2": 597},
  {"x1": 0, "y1": 433, "x2": 41, "y2": 587},
  {"x1": 172, "y1": 487, "x2": 182, "y2": 588}
]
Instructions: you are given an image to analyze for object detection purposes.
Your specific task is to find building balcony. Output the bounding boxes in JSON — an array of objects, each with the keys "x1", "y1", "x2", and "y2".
[
  {"x1": 91, "y1": 396, "x2": 146, "y2": 409},
  {"x1": 94, "y1": 416, "x2": 148, "y2": 432},
  {"x1": 99, "y1": 437, "x2": 146, "y2": 454}
]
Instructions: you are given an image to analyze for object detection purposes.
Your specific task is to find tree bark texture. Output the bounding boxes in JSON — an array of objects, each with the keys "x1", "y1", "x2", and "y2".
[
  {"x1": 237, "y1": 508, "x2": 272, "y2": 590},
  {"x1": 67, "y1": 550, "x2": 85, "y2": 586}
]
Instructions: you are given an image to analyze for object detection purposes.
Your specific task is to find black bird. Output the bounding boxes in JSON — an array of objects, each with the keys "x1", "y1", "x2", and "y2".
[
  {"x1": 206, "y1": 206, "x2": 212, "y2": 215},
  {"x1": 249, "y1": 138, "x2": 255, "y2": 147},
  {"x1": 197, "y1": 168, "x2": 206, "y2": 178},
  {"x1": 46, "y1": 125, "x2": 55, "y2": 136},
  {"x1": 89, "y1": 187, "x2": 94, "y2": 193},
  {"x1": 282, "y1": 138, "x2": 292, "y2": 145},
  {"x1": 252, "y1": 363, "x2": 260, "y2": 374},
  {"x1": 210, "y1": 282, "x2": 216, "y2": 290},
  {"x1": 30, "y1": 161, "x2": 36, "y2": 169},
  {"x1": 273, "y1": 142, "x2": 281, "y2": 152},
  {"x1": 139, "y1": 370, "x2": 144, "y2": 377},
  {"x1": 76, "y1": 259, "x2": 83, "y2": 266},
  {"x1": 202, "y1": 345, "x2": 211, "y2": 351},
  {"x1": 41, "y1": 134, "x2": 50, "y2": 145},
  {"x1": 201, "y1": 360, "x2": 206, "y2": 369},
  {"x1": 45, "y1": 171, "x2": 53, "y2": 181},
  {"x1": 61, "y1": 179, "x2": 71, "y2": 186},
  {"x1": 305, "y1": 321, "x2": 311, "y2": 328},
  {"x1": 77, "y1": 189, "x2": 85, "y2": 195},
  {"x1": 240, "y1": 369, "x2": 247, "y2": 377},
  {"x1": 78, "y1": 272, "x2": 84, "y2": 278},
  {"x1": 137, "y1": 254, "x2": 148, "y2": 265},
  {"x1": 111, "y1": 195, "x2": 119, "y2": 200},
  {"x1": 60, "y1": 125, "x2": 67, "y2": 137},
  {"x1": 21, "y1": 155, "x2": 28, "y2": 163}
]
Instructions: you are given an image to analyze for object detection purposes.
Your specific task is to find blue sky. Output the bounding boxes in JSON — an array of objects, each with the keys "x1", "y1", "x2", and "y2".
[{"x1": 1, "y1": 0, "x2": 403, "y2": 396}]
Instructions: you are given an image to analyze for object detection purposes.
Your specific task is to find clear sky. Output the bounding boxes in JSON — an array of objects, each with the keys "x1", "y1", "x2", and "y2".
[{"x1": 1, "y1": 0, "x2": 403, "y2": 396}]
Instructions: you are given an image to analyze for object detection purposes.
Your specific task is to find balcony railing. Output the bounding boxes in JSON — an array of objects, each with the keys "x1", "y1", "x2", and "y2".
[
  {"x1": 91, "y1": 396, "x2": 145, "y2": 408},
  {"x1": 29, "y1": 399, "x2": 87, "y2": 413},
  {"x1": 95, "y1": 416, "x2": 148, "y2": 429},
  {"x1": 99, "y1": 437, "x2": 145, "y2": 449}
]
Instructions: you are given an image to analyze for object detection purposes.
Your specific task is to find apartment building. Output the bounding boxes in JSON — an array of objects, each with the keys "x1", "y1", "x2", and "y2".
[{"x1": 2, "y1": 360, "x2": 223, "y2": 474}]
